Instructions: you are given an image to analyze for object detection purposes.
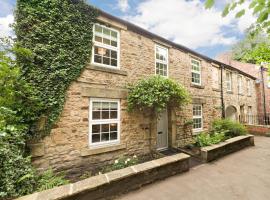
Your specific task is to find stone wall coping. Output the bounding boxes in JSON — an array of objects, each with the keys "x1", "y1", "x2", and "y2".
[
  {"x1": 16, "y1": 153, "x2": 190, "y2": 200},
  {"x1": 80, "y1": 144, "x2": 126, "y2": 157},
  {"x1": 201, "y1": 134, "x2": 254, "y2": 151},
  {"x1": 85, "y1": 64, "x2": 128, "y2": 76}
]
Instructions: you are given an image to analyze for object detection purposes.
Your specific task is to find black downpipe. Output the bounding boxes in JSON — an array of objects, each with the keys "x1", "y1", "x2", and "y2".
[
  {"x1": 221, "y1": 65, "x2": 225, "y2": 118},
  {"x1": 260, "y1": 66, "x2": 267, "y2": 124}
]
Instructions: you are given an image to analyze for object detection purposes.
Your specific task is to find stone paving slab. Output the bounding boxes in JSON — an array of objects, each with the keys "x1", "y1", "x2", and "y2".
[{"x1": 117, "y1": 136, "x2": 270, "y2": 200}]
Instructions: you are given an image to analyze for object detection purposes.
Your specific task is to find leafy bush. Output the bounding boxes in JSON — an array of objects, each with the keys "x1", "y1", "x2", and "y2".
[
  {"x1": 36, "y1": 169, "x2": 69, "y2": 192},
  {"x1": 127, "y1": 76, "x2": 190, "y2": 114},
  {"x1": 212, "y1": 119, "x2": 247, "y2": 138},
  {"x1": 195, "y1": 132, "x2": 226, "y2": 147},
  {"x1": 103, "y1": 156, "x2": 139, "y2": 173},
  {"x1": 0, "y1": 125, "x2": 36, "y2": 198}
]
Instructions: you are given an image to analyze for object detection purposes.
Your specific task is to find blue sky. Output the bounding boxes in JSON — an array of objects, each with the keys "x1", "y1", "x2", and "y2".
[{"x1": 0, "y1": 0, "x2": 255, "y2": 58}]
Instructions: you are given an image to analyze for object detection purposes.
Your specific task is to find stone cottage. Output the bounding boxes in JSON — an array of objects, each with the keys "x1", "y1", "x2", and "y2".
[{"x1": 30, "y1": 10, "x2": 257, "y2": 178}]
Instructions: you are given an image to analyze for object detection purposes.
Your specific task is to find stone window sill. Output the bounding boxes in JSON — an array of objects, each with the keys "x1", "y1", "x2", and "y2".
[
  {"x1": 190, "y1": 83, "x2": 205, "y2": 89},
  {"x1": 86, "y1": 64, "x2": 128, "y2": 76},
  {"x1": 80, "y1": 144, "x2": 126, "y2": 157},
  {"x1": 212, "y1": 88, "x2": 221, "y2": 92}
]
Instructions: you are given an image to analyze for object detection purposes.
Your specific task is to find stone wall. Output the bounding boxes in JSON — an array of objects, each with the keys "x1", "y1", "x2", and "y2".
[{"x1": 29, "y1": 14, "x2": 257, "y2": 178}]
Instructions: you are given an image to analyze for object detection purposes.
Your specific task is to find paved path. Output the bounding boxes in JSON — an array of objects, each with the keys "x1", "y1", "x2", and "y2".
[{"x1": 117, "y1": 137, "x2": 270, "y2": 200}]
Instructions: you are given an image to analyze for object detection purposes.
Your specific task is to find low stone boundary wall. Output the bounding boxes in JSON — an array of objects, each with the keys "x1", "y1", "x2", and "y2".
[
  {"x1": 17, "y1": 153, "x2": 190, "y2": 200},
  {"x1": 201, "y1": 135, "x2": 254, "y2": 162},
  {"x1": 246, "y1": 124, "x2": 270, "y2": 136}
]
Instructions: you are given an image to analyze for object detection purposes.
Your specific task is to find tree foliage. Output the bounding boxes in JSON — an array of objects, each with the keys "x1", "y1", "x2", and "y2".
[
  {"x1": 205, "y1": 0, "x2": 270, "y2": 34},
  {"x1": 127, "y1": 76, "x2": 190, "y2": 114},
  {"x1": 14, "y1": 0, "x2": 99, "y2": 137},
  {"x1": 232, "y1": 30, "x2": 270, "y2": 64}
]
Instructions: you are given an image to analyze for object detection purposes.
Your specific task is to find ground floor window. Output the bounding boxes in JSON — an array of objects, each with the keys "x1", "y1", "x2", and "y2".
[
  {"x1": 193, "y1": 104, "x2": 203, "y2": 132},
  {"x1": 89, "y1": 98, "x2": 120, "y2": 147}
]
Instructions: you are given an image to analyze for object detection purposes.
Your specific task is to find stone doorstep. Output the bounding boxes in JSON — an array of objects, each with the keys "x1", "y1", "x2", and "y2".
[{"x1": 15, "y1": 153, "x2": 190, "y2": 200}]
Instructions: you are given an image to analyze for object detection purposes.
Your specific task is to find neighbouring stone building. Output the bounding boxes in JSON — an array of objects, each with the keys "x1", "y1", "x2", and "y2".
[
  {"x1": 217, "y1": 52, "x2": 270, "y2": 117},
  {"x1": 30, "y1": 10, "x2": 257, "y2": 179}
]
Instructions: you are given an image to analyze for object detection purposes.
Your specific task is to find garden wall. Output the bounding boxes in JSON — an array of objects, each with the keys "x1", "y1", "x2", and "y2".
[
  {"x1": 246, "y1": 124, "x2": 270, "y2": 136},
  {"x1": 17, "y1": 153, "x2": 190, "y2": 200},
  {"x1": 201, "y1": 135, "x2": 254, "y2": 162}
]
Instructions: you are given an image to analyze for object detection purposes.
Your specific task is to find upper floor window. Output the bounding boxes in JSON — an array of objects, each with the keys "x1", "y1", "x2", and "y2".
[
  {"x1": 268, "y1": 76, "x2": 270, "y2": 88},
  {"x1": 155, "y1": 45, "x2": 168, "y2": 77},
  {"x1": 247, "y1": 79, "x2": 251, "y2": 96},
  {"x1": 89, "y1": 98, "x2": 120, "y2": 147},
  {"x1": 92, "y1": 24, "x2": 120, "y2": 68},
  {"x1": 191, "y1": 58, "x2": 201, "y2": 85},
  {"x1": 212, "y1": 66, "x2": 220, "y2": 89},
  {"x1": 193, "y1": 104, "x2": 203, "y2": 132},
  {"x1": 238, "y1": 75, "x2": 243, "y2": 94},
  {"x1": 226, "y1": 71, "x2": 232, "y2": 92}
]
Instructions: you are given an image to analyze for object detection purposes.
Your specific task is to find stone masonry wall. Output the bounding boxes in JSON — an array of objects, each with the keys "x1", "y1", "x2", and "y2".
[{"x1": 29, "y1": 14, "x2": 257, "y2": 178}]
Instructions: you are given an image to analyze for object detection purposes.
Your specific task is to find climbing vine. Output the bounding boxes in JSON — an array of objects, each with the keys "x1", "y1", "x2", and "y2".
[
  {"x1": 14, "y1": 0, "x2": 99, "y2": 137},
  {"x1": 127, "y1": 76, "x2": 190, "y2": 114}
]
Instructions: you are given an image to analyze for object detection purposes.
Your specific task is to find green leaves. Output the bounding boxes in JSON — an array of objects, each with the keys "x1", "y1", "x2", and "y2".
[
  {"x1": 235, "y1": 9, "x2": 245, "y2": 18},
  {"x1": 127, "y1": 76, "x2": 190, "y2": 115},
  {"x1": 15, "y1": 0, "x2": 99, "y2": 137},
  {"x1": 205, "y1": 0, "x2": 215, "y2": 9}
]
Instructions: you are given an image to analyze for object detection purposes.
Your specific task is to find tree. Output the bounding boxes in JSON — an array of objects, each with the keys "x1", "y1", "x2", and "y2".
[
  {"x1": 205, "y1": 0, "x2": 270, "y2": 34},
  {"x1": 232, "y1": 29, "x2": 270, "y2": 64}
]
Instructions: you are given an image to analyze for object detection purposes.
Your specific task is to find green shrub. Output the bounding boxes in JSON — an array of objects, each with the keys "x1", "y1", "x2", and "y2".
[
  {"x1": 0, "y1": 125, "x2": 36, "y2": 199},
  {"x1": 195, "y1": 132, "x2": 226, "y2": 147},
  {"x1": 127, "y1": 76, "x2": 190, "y2": 114},
  {"x1": 212, "y1": 119, "x2": 247, "y2": 138},
  {"x1": 36, "y1": 169, "x2": 69, "y2": 192}
]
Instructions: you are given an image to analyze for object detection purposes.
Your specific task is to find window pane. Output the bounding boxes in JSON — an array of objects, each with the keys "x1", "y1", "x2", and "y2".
[
  {"x1": 102, "y1": 111, "x2": 109, "y2": 119},
  {"x1": 93, "y1": 102, "x2": 101, "y2": 110},
  {"x1": 94, "y1": 55, "x2": 102, "y2": 64},
  {"x1": 110, "y1": 123, "x2": 117, "y2": 132},
  {"x1": 95, "y1": 36, "x2": 102, "y2": 43},
  {"x1": 92, "y1": 111, "x2": 101, "y2": 120},
  {"x1": 102, "y1": 102, "x2": 110, "y2": 110},
  {"x1": 101, "y1": 133, "x2": 110, "y2": 141},
  {"x1": 103, "y1": 57, "x2": 110, "y2": 65},
  {"x1": 103, "y1": 38, "x2": 110, "y2": 45},
  {"x1": 110, "y1": 132, "x2": 117, "y2": 140},
  {"x1": 111, "y1": 31, "x2": 117, "y2": 39},
  {"x1": 95, "y1": 25, "x2": 102, "y2": 33},
  {"x1": 101, "y1": 124, "x2": 109, "y2": 132},
  {"x1": 111, "y1": 59, "x2": 117, "y2": 67},
  {"x1": 110, "y1": 111, "x2": 117, "y2": 119},
  {"x1": 111, "y1": 51, "x2": 117, "y2": 59},
  {"x1": 92, "y1": 124, "x2": 100, "y2": 133},
  {"x1": 110, "y1": 102, "x2": 118, "y2": 110},
  {"x1": 111, "y1": 41, "x2": 117, "y2": 47},
  {"x1": 92, "y1": 134, "x2": 100, "y2": 143},
  {"x1": 103, "y1": 28, "x2": 110, "y2": 36}
]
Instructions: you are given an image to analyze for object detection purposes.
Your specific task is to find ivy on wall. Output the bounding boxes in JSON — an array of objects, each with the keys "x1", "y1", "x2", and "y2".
[{"x1": 14, "y1": 0, "x2": 99, "y2": 137}]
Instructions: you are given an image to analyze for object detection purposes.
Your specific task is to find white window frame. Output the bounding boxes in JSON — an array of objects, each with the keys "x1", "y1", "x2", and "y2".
[
  {"x1": 267, "y1": 76, "x2": 270, "y2": 88},
  {"x1": 226, "y1": 71, "x2": 232, "y2": 92},
  {"x1": 91, "y1": 24, "x2": 120, "y2": 69},
  {"x1": 247, "y1": 79, "x2": 251, "y2": 96},
  {"x1": 193, "y1": 104, "x2": 203, "y2": 133},
  {"x1": 212, "y1": 65, "x2": 220, "y2": 89},
  {"x1": 191, "y1": 58, "x2": 201, "y2": 86},
  {"x1": 155, "y1": 44, "x2": 169, "y2": 77},
  {"x1": 89, "y1": 98, "x2": 120, "y2": 148},
  {"x1": 238, "y1": 75, "x2": 243, "y2": 94}
]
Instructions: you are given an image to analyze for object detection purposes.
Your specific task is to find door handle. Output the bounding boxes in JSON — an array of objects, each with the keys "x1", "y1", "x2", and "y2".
[{"x1": 158, "y1": 131, "x2": 163, "y2": 134}]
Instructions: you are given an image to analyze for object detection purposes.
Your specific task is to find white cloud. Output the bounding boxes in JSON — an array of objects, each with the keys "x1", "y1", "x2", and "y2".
[
  {"x1": 124, "y1": 0, "x2": 256, "y2": 49},
  {"x1": 118, "y1": 0, "x2": 129, "y2": 12},
  {"x1": 0, "y1": 14, "x2": 14, "y2": 38}
]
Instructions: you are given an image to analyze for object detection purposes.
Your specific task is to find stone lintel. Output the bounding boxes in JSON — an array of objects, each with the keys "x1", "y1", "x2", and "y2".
[
  {"x1": 80, "y1": 144, "x2": 126, "y2": 157},
  {"x1": 192, "y1": 97, "x2": 206, "y2": 104},
  {"x1": 82, "y1": 87, "x2": 128, "y2": 99},
  {"x1": 97, "y1": 16, "x2": 127, "y2": 30}
]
